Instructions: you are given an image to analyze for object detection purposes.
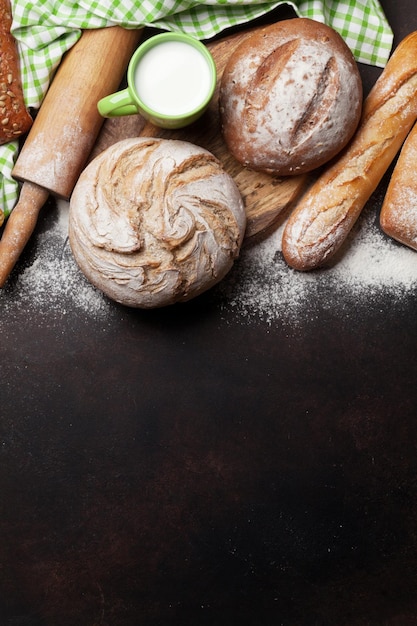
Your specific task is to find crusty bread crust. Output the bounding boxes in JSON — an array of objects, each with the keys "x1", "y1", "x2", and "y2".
[
  {"x1": 69, "y1": 138, "x2": 246, "y2": 308},
  {"x1": 282, "y1": 30, "x2": 417, "y2": 271},
  {"x1": 219, "y1": 18, "x2": 362, "y2": 176},
  {"x1": 0, "y1": 0, "x2": 32, "y2": 145},
  {"x1": 380, "y1": 121, "x2": 417, "y2": 250}
]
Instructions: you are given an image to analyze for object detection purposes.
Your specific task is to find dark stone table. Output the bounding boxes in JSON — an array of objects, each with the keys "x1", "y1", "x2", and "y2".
[{"x1": 1, "y1": 1, "x2": 416, "y2": 623}]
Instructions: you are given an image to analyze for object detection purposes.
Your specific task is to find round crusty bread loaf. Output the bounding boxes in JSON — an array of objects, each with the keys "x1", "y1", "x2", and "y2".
[
  {"x1": 219, "y1": 18, "x2": 363, "y2": 176},
  {"x1": 69, "y1": 137, "x2": 246, "y2": 308}
]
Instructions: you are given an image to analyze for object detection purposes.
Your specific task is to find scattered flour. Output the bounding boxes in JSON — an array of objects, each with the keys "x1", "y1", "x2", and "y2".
[
  {"x1": 217, "y1": 189, "x2": 417, "y2": 324},
  {"x1": 1, "y1": 191, "x2": 417, "y2": 327},
  {"x1": 0, "y1": 199, "x2": 111, "y2": 326}
]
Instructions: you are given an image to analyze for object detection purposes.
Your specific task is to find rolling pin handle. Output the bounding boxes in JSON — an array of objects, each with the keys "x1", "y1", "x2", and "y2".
[{"x1": 0, "y1": 182, "x2": 49, "y2": 287}]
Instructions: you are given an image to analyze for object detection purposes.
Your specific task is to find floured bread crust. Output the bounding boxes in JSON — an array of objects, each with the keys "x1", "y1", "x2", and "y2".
[
  {"x1": 69, "y1": 137, "x2": 246, "y2": 308},
  {"x1": 219, "y1": 18, "x2": 362, "y2": 176},
  {"x1": 281, "y1": 29, "x2": 417, "y2": 271},
  {"x1": 380, "y1": 122, "x2": 417, "y2": 251}
]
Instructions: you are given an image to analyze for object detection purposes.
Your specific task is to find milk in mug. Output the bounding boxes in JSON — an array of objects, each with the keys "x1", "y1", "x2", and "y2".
[{"x1": 134, "y1": 40, "x2": 213, "y2": 116}]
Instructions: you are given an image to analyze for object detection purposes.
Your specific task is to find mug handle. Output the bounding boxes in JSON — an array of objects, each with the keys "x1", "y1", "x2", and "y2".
[{"x1": 97, "y1": 88, "x2": 138, "y2": 117}]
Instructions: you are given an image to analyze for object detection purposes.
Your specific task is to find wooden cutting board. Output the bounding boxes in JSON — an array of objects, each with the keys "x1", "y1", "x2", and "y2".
[{"x1": 93, "y1": 25, "x2": 310, "y2": 240}]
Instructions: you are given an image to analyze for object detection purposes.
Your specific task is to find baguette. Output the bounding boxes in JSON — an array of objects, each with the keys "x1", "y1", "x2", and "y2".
[
  {"x1": 379, "y1": 120, "x2": 417, "y2": 250},
  {"x1": 282, "y1": 30, "x2": 417, "y2": 271},
  {"x1": 0, "y1": 0, "x2": 32, "y2": 145}
]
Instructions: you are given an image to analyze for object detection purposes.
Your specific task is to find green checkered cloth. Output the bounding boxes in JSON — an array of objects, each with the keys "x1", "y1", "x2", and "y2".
[{"x1": 0, "y1": 0, "x2": 393, "y2": 220}]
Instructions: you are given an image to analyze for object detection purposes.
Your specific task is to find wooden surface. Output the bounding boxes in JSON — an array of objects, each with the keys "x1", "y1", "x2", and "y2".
[{"x1": 94, "y1": 24, "x2": 310, "y2": 239}]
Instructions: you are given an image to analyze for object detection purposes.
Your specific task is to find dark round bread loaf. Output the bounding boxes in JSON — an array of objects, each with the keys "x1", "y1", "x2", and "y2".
[{"x1": 219, "y1": 18, "x2": 363, "y2": 176}]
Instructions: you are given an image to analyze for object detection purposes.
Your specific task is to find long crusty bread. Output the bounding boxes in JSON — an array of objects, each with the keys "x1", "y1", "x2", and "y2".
[
  {"x1": 0, "y1": 0, "x2": 32, "y2": 145},
  {"x1": 281, "y1": 30, "x2": 417, "y2": 271},
  {"x1": 379, "y1": 120, "x2": 417, "y2": 250}
]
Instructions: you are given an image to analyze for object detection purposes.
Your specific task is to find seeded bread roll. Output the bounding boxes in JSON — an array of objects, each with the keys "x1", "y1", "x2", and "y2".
[
  {"x1": 380, "y1": 121, "x2": 417, "y2": 250},
  {"x1": 69, "y1": 137, "x2": 246, "y2": 308},
  {"x1": 0, "y1": 0, "x2": 32, "y2": 144},
  {"x1": 219, "y1": 18, "x2": 362, "y2": 176}
]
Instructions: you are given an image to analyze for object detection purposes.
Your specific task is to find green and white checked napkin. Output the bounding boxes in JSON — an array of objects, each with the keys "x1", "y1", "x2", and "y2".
[{"x1": 0, "y1": 0, "x2": 393, "y2": 220}]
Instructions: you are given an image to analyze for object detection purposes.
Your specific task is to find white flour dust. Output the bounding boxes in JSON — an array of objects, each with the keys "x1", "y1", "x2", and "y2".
[
  {"x1": 217, "y1": 191, "x2": 417, "y2": 324},
  {"x1": 1, "y1": 192, "x2": 417, "y2": 326},
  {"x1": 0, "y1": 199, "x2": 111, "y2": 324}
]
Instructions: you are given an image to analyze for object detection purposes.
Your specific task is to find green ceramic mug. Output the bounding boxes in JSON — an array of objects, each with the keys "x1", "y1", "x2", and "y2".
[{"x1": 97, "y1": 32, "x2": 217, "y2": 129}]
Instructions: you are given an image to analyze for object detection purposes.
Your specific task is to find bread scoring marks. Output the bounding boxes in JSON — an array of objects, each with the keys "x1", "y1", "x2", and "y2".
[
  {"x1": 69, "y1": 138, "x2": 246, "y2": 308},
  {"x1": 220, "y1": 22, "x2": 362, "y2": 176},
  {"x1": 282, "y1": 71, "x2": 417, "y2": 271}
]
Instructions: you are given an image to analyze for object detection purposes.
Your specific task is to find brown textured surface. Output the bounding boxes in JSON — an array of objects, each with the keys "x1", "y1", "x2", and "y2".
[{"x1": 2, "y1": 3, "x2": 417, "y2": 626}]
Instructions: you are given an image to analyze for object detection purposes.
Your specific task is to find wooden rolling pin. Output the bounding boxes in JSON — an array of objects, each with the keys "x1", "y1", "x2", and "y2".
[{"x1": 0, "y1": 25, "x2": 143, "y2": 286}]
